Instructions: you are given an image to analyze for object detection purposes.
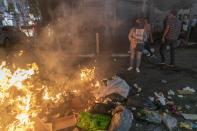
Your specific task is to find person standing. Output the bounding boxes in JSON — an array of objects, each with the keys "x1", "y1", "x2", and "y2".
[
  {"x1": 190, "y1": 15, "x2": 197, "y2": 39},
  {"x1": 128, "y1": 18, "x2": 147, "y2": 73},
  {"x1": 160, "y1": 11, "x2": 181, "y2": 67},
  {"x1": 144, "y1": 18, "x2": 154, "y2": 56}
]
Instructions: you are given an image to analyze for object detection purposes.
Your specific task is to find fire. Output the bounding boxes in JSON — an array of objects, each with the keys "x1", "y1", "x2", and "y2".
[
  {"x1": 80, "y1": 67, "x2": 96, "y2": 81},
  {"x1": 43, "y1": 86, "x2": 63, "y2": 103},
  {"x1": 0, "y1": 61, "x2": 39, "y2": 131},
  {"x1": 0, "y1": 60, "x2": 99, "y2": 131}
]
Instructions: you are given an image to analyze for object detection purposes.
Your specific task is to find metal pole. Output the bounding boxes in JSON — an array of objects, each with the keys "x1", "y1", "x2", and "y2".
[{"x1": 96, "y1": 33, "x2": 100, "y2": 55}]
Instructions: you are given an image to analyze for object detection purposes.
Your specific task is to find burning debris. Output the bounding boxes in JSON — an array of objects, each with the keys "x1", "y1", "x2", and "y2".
[{"x1": 0, "y1": 60, "x2": 99, "y2": 131}]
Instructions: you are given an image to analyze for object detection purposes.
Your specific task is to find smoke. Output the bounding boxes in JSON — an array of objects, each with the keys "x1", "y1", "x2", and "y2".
[
  {"x1": 153, "y1": 0, "x2": 197, "y2": 11},
  {"x1": 32, "y1": 0, "x2": 122, "y2": 81}
]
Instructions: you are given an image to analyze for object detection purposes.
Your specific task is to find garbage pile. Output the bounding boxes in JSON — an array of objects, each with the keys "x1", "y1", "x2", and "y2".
[{"x1": 47, "y1": 76, "x2": 197, "y2": 131}]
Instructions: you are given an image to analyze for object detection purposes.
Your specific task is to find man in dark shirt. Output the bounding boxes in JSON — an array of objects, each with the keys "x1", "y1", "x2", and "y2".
[{"x1": 160, "y1": 10, "x2": 181, "y2": 67}]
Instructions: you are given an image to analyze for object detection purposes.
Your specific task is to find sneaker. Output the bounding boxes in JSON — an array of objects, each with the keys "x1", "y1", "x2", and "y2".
[
  {"x1": 146, "y1": 53, "x2": 151, "y2": 57},
  {"x1": 159, "y1": 62, "x2": 166, "y2": 65},
  {"x1": 168, "y1": 64, "x2": 176, "y2": 68},
  {"x1": 136, "y1": 68, "x2": 140, "y2": 73},
  {"x1": 127, "y1": 66, "x2": 133, "y2": 71},
  {"x1": 150, "y1": 54, "x2": 157, "y2": 58}
]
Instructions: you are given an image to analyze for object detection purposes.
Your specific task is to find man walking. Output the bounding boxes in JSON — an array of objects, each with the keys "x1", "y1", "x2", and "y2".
[{"x1": 160, "y1": 11, "x2": 181, "y2": 67}]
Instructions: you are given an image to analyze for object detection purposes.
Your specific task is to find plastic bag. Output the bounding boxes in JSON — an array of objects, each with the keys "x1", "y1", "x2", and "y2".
[
  {"x1": 77, "y1": 112, "x2": 112, "y2": 131},
  {"x1": 162, "y1": 114, "x2": 177, "y2": 131},
  {"x1": 138, "y1": 109, "x2": 162, "y2": 124},
  {"x1": 94, "y1": 77, "x2": 131, "y2": 99},
  {"x1": 109, "y1": 106, "x2": 133, "y2": 131}
]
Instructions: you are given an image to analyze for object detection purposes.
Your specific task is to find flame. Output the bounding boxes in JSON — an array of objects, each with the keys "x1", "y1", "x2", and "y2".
[
  {"x1": 0, "y1": 60, "x2": 99, "y2": 131},
  {"x1": 0, "y1": 61, "x2": 39, "y2": 131},
  {"x1": 80, "y1": 67, "x2": 96, "y2": 81}
]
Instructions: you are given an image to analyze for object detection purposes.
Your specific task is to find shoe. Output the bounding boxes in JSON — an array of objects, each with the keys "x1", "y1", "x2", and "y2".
[
  {"x1": 168, "y1": 64, "x2": 176, "y2": 68},
  {"x1": 136, "y1": 68, "x2": 140, "y2": 73},
  {"x1": 151, "y1": 54, "x2": 157, "y2": 58},
  {"x1": 146, "y1": 53, "x2": 151, "y2": 57},
  {"x1": 127, "y1": 66, "x2": 133, "y2": 71},
  {"x1": 159, "y1": 62, "x2": 166, "y2": 65}
]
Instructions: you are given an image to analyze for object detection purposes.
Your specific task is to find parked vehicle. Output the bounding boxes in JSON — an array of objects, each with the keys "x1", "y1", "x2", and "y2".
[{"x1": 0, "y1": 26, "x2": 27, "y2": 46}]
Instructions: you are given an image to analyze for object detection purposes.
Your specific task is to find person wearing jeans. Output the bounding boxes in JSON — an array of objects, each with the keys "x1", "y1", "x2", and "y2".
[
  {"x1": 129, "y1": 47, "x2": 143, "y2": 71},
  {"x1": 160, "y1": 40, "x2": 176, "y2": 66},
  {"x1": 161, "y1": 10, "x2": 181, "y2": 67},
  {"x1": 128, "y1": 18, "x2": 147, "y2": 73}
]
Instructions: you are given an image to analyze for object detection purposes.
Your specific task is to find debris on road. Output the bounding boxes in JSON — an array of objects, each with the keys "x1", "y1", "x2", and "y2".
[
  {"x1": 161, "y1": 80, "x2": 168, "y2": 84},
  {"x1": 109, "y1": 106, "x2": 133, "y2": 131},
  {"x1": 177, "y1": 86, "x2": 196, "y2": 95},
  {"x1": 137, "y1": 109, "x2": 162, "y2": 124},
  {"x1": 168, "y1": 90, "x2": 175, "y2": 96},
  {"x1": 177, "y1": 95, "x2": 184, "y2": 98},
  {"x1": 53, "y1": 115, "x2": 77, "y2": 131},
  {"x1": 77, "y1": 112, "x2": 112, "y2": 131},
  {"x1": 162, "y1": 113, "x2": 177, "y2": 131},
  {"x1": 133, "y1": 83, "x2": 142, "y2": 93},
  {"x1": 165, "y1": 105, "x2": 180, "y2": 115},
  {"x1": 185, "y1": 105, "x2": 191, "y2": 110},
  {"x1": 181, "y1": 113, "x2": 197, "y2": 120},
  {"x1": 154, "y1": 92, "x2": 166, "y2": 106},
  {"x1": 180, "y1": 122, "x2": 197, "y2": 130},
  {"x1": 94, "y1": 76, "x2": 131, "y2": 99}
]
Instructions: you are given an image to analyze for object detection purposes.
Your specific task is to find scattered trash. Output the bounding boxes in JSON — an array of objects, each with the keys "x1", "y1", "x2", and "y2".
[
  {"x1": 168, "y1": 90, "x2": 175, "y2": 96},
  {"x1": 143, "y1": 99, "x2": 158, "y2": 110},
  {"x1": 177, "y1": 87, "x2": 196, "y2": 95},
  {"x1": 137, "y1": 87, "x2": 142, "y2": 93},
  {"x1": 177, "y1": 95, "x2": 184, "y2": 98},
  {"x1": 127, "y1": 96, "x2": 157, "y2": 110},
  {"x1": 183, "y1": 87, "x2": 196, "y2": 92},
  {"x1": 72, "y1": 127, "x2": 79, "y2": 131},
  {"x1": 127, "y1": 96, "x2": 144, "y2": 109},
  {"x1": 133, "y1": 83, "x2": 142, "y2": 93},
  {"x1": 133, "y1": 83, "x2": 137, "y2": 88},
  {"x1": 89, "y1": 103, "x2": 115, "y2": 115},
  {"x1": 148, "y1": 96, "x2": 154, "y2": 102},
  {"x1": 180, "y1": 122, "x2": 197, "y2": 130},
  {"x1": 162, "y1": 113, "x2": 177, "y2": 131},
  {"x1": 105, "y1": 93, "x2": 126, "y2": 102},
  {"x1": 94, "y1": 76, "x2": 131, "y2": 99},
  {"x1": 167, "y1": 96, "x2": 172, "y2": 99},
  {"x1": 181, "y1": 113, "x2": 197, "y2": 120},
  {"x1": 77, "y1": 112, "x2": 112, "y2": 131},
  {"x1": 33, "y1": 118, "x2": 52, "y2": 131},
  {"x1": 109, "y1": 106, "x2": 133, "y2": 131},
  {"x1": 53, "y1": 115, "x2": 77, "y2": 131},
  {"x1": 185, "y1": 105, "x2": 191, "y2": 110},
  {"x1": 177, "y1": 90, "x2": 195, "y2": 95},
  {"x1": 154, "y1": 92, "x2": 166, "y2": 106},
  {"x1": 161, "y1": 80, "x2": 168, "y2": 84},
  {"x1": 135, "y1": 94, "x2": 140, "y2": 96},
  {"x1": 137, "y1": 109, "x2": 162, "y2": 124},
  {"x1": 131, "y1": 107, "x2": 136, "y2": 111},
  {"x1": 165, "y1": 105, "x2": 180, "y2": 115}
]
